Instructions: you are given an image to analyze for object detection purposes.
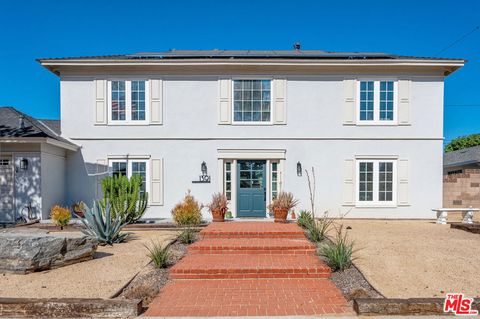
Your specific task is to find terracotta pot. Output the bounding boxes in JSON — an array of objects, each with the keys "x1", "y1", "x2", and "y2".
[
  {"x1": 211, "y1": 209, "x2": 225, "y2": 222},
  {"x1": 273, "y1": 208, "x2": 289, "y2": 223},
  {"x1": 74, "y1": 211, "x2": 84, "y2": 218}
]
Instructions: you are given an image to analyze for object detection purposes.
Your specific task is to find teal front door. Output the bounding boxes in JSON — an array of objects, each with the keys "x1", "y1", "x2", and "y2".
[{"x1": 237, "y1": 160, "x2": 266, "y2": 217}]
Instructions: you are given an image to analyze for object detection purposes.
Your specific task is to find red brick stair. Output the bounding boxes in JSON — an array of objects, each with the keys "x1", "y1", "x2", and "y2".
[
  {"x1": 200, "y1": 221, "x2": 305, "y2": 238},
  {"x1": 170, "y1": 254, "x2": 330, "y2": 279},
  {"x1": 145, "y1": 221, "x2": 352, "y2": 317},
  {"x1": 189, "y1": 237, "x2": 316, "y2": 254}
]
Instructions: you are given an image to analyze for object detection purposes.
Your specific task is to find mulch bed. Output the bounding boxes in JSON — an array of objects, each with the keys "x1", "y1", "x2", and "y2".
[
  {"x1": 116, "y1": 238, "x2": 190, "y2": 306},
  {"x1": 329, "y1": 264, "x2": 384, "y2": 304}
]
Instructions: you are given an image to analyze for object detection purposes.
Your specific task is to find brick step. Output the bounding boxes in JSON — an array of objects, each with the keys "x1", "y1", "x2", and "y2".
[
  {"x1": 189, "y1": 238, "x2": 316, "y2": 255},
  {"x1": 170, "y1": 254, "x2": 331, "y2": 279},
  {"x1": 145, "y1": 279, "x2": 352, "y2": 317},
  {"x1": 200, "y1": 221, "x2": 306, "y2": 239}
]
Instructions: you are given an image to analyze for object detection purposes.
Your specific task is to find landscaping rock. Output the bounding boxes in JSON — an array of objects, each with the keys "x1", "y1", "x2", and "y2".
[
  {"x1": 0, "y1": 228, "x2": 98, "y2": 274},
  {"x1": 353, "y1": 298, "x2": 453, "y2": 315}
]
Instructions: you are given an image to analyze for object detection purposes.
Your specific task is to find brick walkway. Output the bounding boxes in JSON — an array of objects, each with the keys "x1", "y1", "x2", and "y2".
[{"x1": 145, "y1": 222, "x2": 353, "y2": 317}]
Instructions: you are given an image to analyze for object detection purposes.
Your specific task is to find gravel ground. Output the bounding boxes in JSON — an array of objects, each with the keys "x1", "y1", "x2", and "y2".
[
  {"x1": 330, "y1": 265, "x2": 383, "y2": 304},
  {"x1": 0, "y1": 230, "x2": 177, "y2": 299},
  {"x1": 118, "y1": 240, "x2": 189, "y2": 305},
  {"x1": 341, "y1": 220, "x2": 480, "y2": 298}
]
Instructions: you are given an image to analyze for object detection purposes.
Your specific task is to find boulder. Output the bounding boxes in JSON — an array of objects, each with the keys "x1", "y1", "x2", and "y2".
[{"x1": 0, "y1": 228, "x2": 98, "y2": 274}]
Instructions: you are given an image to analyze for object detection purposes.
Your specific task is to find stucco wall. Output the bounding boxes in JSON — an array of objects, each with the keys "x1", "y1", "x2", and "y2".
[
  {"x1": 60, "y1": 74, "x2": 444, "y2": 220},
  {"x1": 60, "y1": 76, "x2": 444, "y2": 140},
  {"x1": 66, "y1": 139, "x2": 442, "y2": 219},
  {"x1": 40, "y1": 144, "x2": 67, "y2": 219}
]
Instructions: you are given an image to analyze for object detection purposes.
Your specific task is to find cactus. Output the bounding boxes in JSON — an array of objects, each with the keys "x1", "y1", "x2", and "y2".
[
  {"x1": 100, "y1": 175, "x2": 148, "y2": 224},
  {"x1": 77, "y1": 201, "x2": 129, "y2": 245}
]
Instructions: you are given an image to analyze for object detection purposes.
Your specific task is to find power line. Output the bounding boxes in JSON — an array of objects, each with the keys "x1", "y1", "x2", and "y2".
[
  {"x1": 445, "y1": 104, "x2": 480, "y2": 107},
  {"x1": 436, "y1": 25, "x2": 480, "y2": 55}
]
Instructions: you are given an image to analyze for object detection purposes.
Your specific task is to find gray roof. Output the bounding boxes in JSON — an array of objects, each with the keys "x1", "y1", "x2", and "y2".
[
  {"x1": 37, "y1": 50, "x2": 464, "y2": 61},
  {"x1": 0, "y1": 107, "x2": 74, "y2": 146},
  {"x1": 444, "y1": 145, "x2": 480, "y2": 167}
]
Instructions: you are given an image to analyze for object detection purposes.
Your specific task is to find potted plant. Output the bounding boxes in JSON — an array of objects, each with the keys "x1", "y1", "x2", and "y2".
[
  {"x1": 72, "y1": 201, "x2": 86, "y2": 218},
  {"x1": 268, "y1": 192, "x2": 299, "y2": 223},
  {"x1": 207, "y1": 193, "x2": 228, "y2": 222}
]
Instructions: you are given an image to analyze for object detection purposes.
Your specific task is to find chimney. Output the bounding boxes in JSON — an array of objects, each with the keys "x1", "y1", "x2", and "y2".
[
  {"x1": 18, "y1": 115, "x2": 25, "y2": 129},
  {"x1": 293, "y1": 42, "x2": 301, "y2": 50}
]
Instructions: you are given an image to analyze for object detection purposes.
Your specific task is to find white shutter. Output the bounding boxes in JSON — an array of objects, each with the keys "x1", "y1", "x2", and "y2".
[
  {"x1": 218, "y1": 78, "x2": 231, "y2": 124},
  {"x1": 397, "y1": 80, "x2": 411, "y2": 125},
  {"x1": 96, "y1": 159, "x2": 107, "y2": 198},
  {"x1": 150, "y1": 79, "x2": 163, "y2": 125},
  {"x1": 95, "y1": 79, "x2": 107, "y2": 125},
  {"x1": 343, "y1": 79, "x2": 356, "y2": 125},
  {"x1": 150, "y1": 158, "x2": 164, "y2": 205},
  {"x1": 273, "y1": 78, "x2": 287, "y2": 124},
  {"x1": 397, "y1": 159, "x2": 409, "y2": 205},
  {"x1": 342, "y1": 159, "x2": 355, "y2": 206}
]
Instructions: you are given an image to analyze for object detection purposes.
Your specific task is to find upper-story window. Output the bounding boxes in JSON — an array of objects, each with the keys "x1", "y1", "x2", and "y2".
[
  {"x1": 109, "y1": 80, "x2": 148, "y2": 124},
  {"x1": 358, "y1": 80, "x2": 397, "y2": 124},
  {"x1": 233, "y1": 80, "x2": 271, "y2": 123}
]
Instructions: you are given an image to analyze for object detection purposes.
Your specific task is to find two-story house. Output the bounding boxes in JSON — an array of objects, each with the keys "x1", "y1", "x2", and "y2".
[{"x1": 34, "y1": 50, "x2": 463, "y2": 220}]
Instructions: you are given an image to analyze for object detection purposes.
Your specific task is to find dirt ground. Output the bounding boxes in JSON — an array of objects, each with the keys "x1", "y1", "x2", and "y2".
[
  {"x1": 341, "y1": 220, "x2": 480, "y2": 298},
  {"x1": 0, "y1": 230, "x2": 177, "y2": 299}
]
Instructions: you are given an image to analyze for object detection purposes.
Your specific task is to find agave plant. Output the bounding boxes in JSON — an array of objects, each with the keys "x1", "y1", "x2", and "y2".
[{"x1": 77, "y1": 201, "x2": 129, "y2": 245}]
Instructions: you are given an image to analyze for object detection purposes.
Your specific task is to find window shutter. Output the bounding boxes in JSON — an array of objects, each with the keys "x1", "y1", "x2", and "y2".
[
  {"x1": 342, "y1": 159, "x2": 355, "y2": 206},
  {"x1": 397, "y1": 80, "x2": 411, "y2": 125},
  {"x1": 150, "y1": 158, "x2": 164, "y2": 205},
  {"x1": 397, "y1": 159, "x2": 409, "y2": 205},
  {"x1": 218, "y1": 78, "x2": 231, "y2": 124},
  {"x1": 343, "y1": 79, "x2": 356, "y2": 125},
  {"x1": 96, "y1": 159, "x2": 107, "y2": 197},
  {"x1": 95, "y1": 79, "x2": 107, "y2": 125},
  {"x1": 273, "y1": 78, "x2": 287, "y2": 124},
  {"x1": 150, "y1": 79, "x2": 163, "y2": 125}
]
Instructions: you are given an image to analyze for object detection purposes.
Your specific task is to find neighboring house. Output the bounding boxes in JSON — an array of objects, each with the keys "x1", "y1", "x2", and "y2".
[
  {"x1": 443, "y1": 145, "x2": 480, "y2": 208},
  {"x1": 34, "y1": 50, "x2": 464, "y2": 220},
  {"x1": 0, "y1": 107, "x2": 78, "y2": 223}
]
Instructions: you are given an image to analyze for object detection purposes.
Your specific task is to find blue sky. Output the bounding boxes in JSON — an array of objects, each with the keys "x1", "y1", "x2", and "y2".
[{"x1": 0, "y1": 0, "x2": 479, "y2": 143}]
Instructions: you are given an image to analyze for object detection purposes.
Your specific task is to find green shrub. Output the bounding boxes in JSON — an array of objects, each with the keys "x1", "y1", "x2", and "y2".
[
  {"x1": 297, "y1": 210, "x2": 314, "y2": 229},
  {"x1": 305, "y1": 212, "x2": 334, "y2": 243},
  {"x1": 78, "y1": 201, "x2": 129, "y2": 245},
  {"x1": 171, "y1": 191, "x2": 202, "y2": 226},
  {"x1": 178, "y1": 227, "x2": 197, "y2": 244},
  {"x1": 145, "y1": 241, "x2": 171, "y2": 268},
  {"x1": 101, "y1": 175, "x2": 148, "y2": 224},
  {"x1": 320, "y1": 225, "x2": 356, "y2": 271}
]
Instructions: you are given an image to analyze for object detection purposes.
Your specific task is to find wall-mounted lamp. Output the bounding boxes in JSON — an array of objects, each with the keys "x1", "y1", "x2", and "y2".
[
  {"x1": 297, "y1": 161, "x2": 302, "y2": 177},
  {"x1": 201, "y1": 161, "x2": 207, "y2": 176},
  {"x1": 20, "y1": 158, "x2": 29, "y2": 171}
]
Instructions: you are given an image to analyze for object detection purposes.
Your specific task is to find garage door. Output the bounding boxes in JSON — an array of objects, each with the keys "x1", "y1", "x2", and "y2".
[{"x1": 0, "y1": 157, "x2": 15, "y2": 223}]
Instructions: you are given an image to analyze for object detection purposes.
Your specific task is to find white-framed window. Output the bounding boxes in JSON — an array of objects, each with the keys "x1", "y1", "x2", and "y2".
[
  {"x1": 357, "y1": 80, "x2": 397, "y2": 124},
  {"x1": 109, "y1": 159, "x2": 149, "y2": 196},
  {"x1": 233, "y1": 79, "x2": 271, "y2": 123},
  {"x1": 108, "y1": 80, "x2": 149, "y2": 124},
  {"x1": 224, "y1": 161, "x2": 232, "y2": 200},
  {"x1": 356, "y1": 159, "x2": 396, "y2": 206},
  {"x1": 270, "y1": 161, "x2": 279, "y2": 200}
]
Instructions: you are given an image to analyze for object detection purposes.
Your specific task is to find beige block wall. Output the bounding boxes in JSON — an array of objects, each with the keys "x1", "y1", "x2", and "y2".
[{"x1": 443, "y1": 168, "x2": 480, "y2": 212}]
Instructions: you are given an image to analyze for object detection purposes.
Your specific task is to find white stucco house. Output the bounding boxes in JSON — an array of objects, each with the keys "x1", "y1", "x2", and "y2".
[{"x1": 5, "y1": 49, "x2": 465, "y2": 221}]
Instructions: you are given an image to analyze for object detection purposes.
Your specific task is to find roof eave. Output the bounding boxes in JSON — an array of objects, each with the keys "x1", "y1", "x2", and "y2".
[{"x1": 38, "y1": 58, "x2": 465, "y2": 76}]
